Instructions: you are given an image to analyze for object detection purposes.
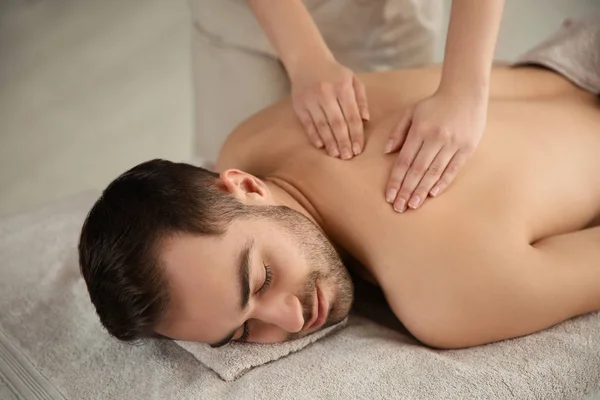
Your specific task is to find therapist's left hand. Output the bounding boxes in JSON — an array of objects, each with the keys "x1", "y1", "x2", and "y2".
[{"x1": 384, "y1": 89, "x2": 487, "y2": 212}]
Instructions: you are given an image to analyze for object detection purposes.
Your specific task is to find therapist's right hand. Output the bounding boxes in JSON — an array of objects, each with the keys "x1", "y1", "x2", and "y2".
[{"x1": 289, "y1": 59, "x2": 370, "y2": 160}]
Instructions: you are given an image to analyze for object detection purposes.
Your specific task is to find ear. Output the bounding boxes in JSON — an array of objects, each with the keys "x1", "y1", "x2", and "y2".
[{"x1": 218, "y1": 169, "x2": 273, "y2": 205}]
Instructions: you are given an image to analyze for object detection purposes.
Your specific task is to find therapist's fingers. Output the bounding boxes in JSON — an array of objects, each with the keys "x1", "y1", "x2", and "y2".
[
  {"x1": 385, "y1": 133, "x2": 421, "y2": 205},
  {"x1": 353, "y1": 75, "x2": 370, "y2": 121},
  {"x1": 430, "y1": 150, "x2": 470, "y2": 197},
  {"x1": 410, "y1": 148, "x2": 455, "y2": 208},
  {"x1": 320, "y1": 96, "x2": 353, "y2": 160},
  {"x1": 393, "y1": 141, "x2": 442, "y2": 212},
  {"x1": 338, "y1": 84, "x2": 365, "y2": 156},
  {"x1": 294, "y1": 106, "x2": 324, "y2": 149},
  {"x1": 385, "y1": 107, "x2": 414, "y2": 154},
  {"x1": 306, "y1": 102, "x2": 339, "y2": 158}
]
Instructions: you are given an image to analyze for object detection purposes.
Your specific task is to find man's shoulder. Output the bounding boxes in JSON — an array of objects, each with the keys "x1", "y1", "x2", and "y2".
[{"x1": 216, "y1": 101, "x2": 308, "y2": 174}]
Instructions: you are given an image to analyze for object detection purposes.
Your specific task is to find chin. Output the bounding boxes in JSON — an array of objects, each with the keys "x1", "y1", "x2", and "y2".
[
  {"x1": 324, "y1": 285, "x2": 353, "y2": 328},
  {"x1": 327, "y1": 300, "x2": 352, "y2": 327}
]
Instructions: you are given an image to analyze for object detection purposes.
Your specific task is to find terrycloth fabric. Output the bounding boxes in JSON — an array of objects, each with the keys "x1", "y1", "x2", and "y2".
[
  {"x1": 0, "y1": 193, "x2": 599, "y2": 400},
  {"x1": 176, "y1": 318, "x2": 348, "y2": 382},
  {"x1": 2, "y1": 19, "x2": 600, "y2": 398},
  {"x1": 513, "y1": 15, "x2": 600, "y2": 94},
  {"x1": 182, "y1": 15, "x2": 600, "y2": 384}
]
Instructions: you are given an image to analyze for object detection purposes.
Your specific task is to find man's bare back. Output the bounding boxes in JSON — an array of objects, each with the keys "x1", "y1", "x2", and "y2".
[{"x1": 216, "y1": 66, "x2": 600, "y2": 348}]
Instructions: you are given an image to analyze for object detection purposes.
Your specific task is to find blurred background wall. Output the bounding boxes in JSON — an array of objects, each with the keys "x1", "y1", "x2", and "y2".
[{"x1": 0, "y1": 0, "x2": 598, "y2": 217}]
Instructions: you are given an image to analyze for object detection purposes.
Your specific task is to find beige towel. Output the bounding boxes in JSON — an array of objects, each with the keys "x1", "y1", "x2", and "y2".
[
  {"x1": 513, "y1": 15, "x2": 600, "y2": 94},
  {"x1": 176, "y1": 318, "x2": 347, "y2": 381},
  {"x1": 0, "y1": 192, "x2": 598, "y2": 399},
  {"x1": 179, "y1": 16, "x2": 600, "y2": 384}
]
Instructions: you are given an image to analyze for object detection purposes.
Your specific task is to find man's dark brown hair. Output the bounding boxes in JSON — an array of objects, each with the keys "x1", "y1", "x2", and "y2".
[{"x1": 78, "y1": 159, "x2": 244, "y2": 341}]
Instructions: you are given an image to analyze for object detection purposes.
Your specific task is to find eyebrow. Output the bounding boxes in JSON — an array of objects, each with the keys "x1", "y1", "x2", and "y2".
[{"x1": 209, "y1": 238, "x2": 254, "y2": 348}]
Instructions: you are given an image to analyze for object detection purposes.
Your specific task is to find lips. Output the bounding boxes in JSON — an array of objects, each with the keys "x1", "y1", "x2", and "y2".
[{"x1": 308, "y1": 284, "x2": 328, "y2": 331}]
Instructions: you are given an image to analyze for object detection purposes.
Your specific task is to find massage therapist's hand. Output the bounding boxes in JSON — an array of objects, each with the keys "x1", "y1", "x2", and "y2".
[
  {"x1": 384, "y1": 89, "x2": 487, "y2": 212},
  {"x1": 289, "y1": 59, "x2": 370, "y2": 160}
]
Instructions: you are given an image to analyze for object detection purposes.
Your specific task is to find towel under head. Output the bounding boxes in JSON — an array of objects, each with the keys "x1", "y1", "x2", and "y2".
[{"x1": 175, "y1": 318, "x2": 348, "y2": 381}]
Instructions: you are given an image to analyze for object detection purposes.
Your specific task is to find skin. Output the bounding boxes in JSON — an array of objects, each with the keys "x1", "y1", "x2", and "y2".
[
  {"x1": 246, "y1": 0, "x2": 505, "y2": 210},
  {"x1": 245, "y1": 0, "x2": 369, "y2": 158},
  {"x1": 385, "y1": 0, "x2": 504, "y2": 211},
  {"x1": 155, "y1": 175, "x2": 354, "y2": 345},
  {"x1": 160, "y1": 65, "x2": 600, "y2": 349}
]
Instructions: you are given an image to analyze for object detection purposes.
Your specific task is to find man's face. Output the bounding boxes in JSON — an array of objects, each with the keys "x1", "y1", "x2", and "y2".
[{"x1": 155, "y1": 206, "x2": 354, "y2": 345}]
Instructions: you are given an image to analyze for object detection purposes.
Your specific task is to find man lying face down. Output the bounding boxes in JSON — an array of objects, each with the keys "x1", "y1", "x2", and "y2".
[
  {"x1": 79, "y1": 161, "x2": 354, "y2": 346},
  {"x1": 79, "y1": 64, "x2": 600, "y2": 349}
]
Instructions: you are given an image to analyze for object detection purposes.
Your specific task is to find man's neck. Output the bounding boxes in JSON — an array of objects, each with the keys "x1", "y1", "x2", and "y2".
[
  {"x1": 264, "y1": 177, "x2": 326, "y2": 232},
  {"x1": 265, "y1": 176, "x2": 379, "y2": 286},
  {"x1": 261, "y1": 173, "x2": 386, "y2": 289}
]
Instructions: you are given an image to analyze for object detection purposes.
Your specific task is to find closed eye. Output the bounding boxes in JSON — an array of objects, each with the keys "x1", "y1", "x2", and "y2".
[
  {"x1": 238, "y1": 265, "x2": 272, "y2": 343},
  {"x1": 257, "y1": 264, "x2": 272, "y2": 294}
]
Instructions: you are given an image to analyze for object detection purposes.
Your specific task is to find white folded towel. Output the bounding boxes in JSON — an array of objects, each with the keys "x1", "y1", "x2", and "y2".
[{"x1": 175, "y1": 318, "x2": 348, "y2": 381}]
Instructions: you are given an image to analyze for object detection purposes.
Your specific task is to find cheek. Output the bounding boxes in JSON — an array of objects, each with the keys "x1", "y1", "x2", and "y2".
[
  {"x1": 269, "y1": 239, "x2": 310, "y2": 279},
  {"x1": 276, "y1": 254, "x2": 312, "y2": 288}
]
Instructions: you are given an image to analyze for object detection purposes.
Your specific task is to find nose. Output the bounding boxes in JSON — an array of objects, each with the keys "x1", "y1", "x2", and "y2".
[{"x1": 253, "y1": 292, "x2": 305, "y2": 333}]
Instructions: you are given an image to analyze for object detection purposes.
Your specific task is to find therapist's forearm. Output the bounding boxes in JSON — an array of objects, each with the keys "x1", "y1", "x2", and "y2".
[
  {"x1": 245, "y1": 0, "x2": 333, "y2": 78},
  {"x1": 439, "y1": 0, "x2": 504, "y2": 96}
]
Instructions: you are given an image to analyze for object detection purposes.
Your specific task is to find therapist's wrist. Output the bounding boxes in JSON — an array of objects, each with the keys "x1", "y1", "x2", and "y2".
[{"x1": 284, "y1": 46, "x2": 336, "y2": 81}]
